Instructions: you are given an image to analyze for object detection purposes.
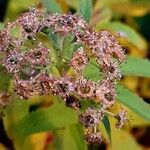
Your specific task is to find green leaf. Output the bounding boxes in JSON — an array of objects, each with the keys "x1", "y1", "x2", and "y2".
[
  {"x1": 64, "y1": 0, "x2": 79, "y2": 9},
  {"x1": 0, "y1": 23, "x2": 4, "y2": 30},
  {"x1": 77, "y1": 0, "x2": 92, "y2": 22},
  {"x1": 63, "y1": 34, "x2": 75, "y2": 60},
  {"x1": 0, "y1": 65, "x2": 12, "y2": 91},
  {"x1": 131, "y1": 0, "x2": 150, "y2": 5},
  {"x1": 3, "y1": 100, "x2": 30, "y2": 137},
  {"x1": 12, "y1": 102, "x2": 78, "y2": 137},
  {"x1": 48, "y1": 30, "x2": 62, "y2": 50},
  {"x1": 84, "y1": 59, "x2": 101, "y2": 81},
  {"x1": 117, "y1": 84, "x2": 150, "y2": 121},
  {"x1": 42, "y1": 0, "x2": 62, "y2": 13},
  {"x1": 97, "y1": 22, "x2": 147, "y2": 50},
  {"x1": 5, "y1": 0, "x2": 40, "y2": 20},
  {"x1": 2, "y1": 99, "x2": 32, "y2": 150},
  {"x1": 110, "y1": 126, "x2": 142, "y2": 150},
  {"x1": 121, "y1": 56, "x2": 150, "y2": 77},
  {"x1": 95, "y1": 7, "x2": 112, "y2": 25},
  {"x1": 102, "y1": 115, "x2": 111, "y2": 143},
  {"x1": 47, "y1": 30, "x2": 62, "y2": 63},
  {"x1": 54, "y1": 124, "x2": 87, "y2": 150}
]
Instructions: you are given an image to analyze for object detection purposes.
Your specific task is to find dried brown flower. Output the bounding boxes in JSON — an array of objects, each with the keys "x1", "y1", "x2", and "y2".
[
  {"x1": 75, "y1": 77, "x2": 96, "y2": 98},
  {"x1": 65, "y1": 96, "x2": 81, "y2": 110},
  {"x1": 79, "y1": 107, "x2": 103, "y2": 127},
  {"x1": 85, "y1": 132, "x2": 102, "y2": 144},
  {"x1": 115, "y1": 110, "x2": 128, "y2": 129},
  {"x1": 25, "y1": 43, "x2": 50, "y2": 65},
  {"x1": 0, "y1": 92, "x2": 10, "y2": 106},
  {"x1": 13, "y1": 79, "x2": 34, "y2": 99}
]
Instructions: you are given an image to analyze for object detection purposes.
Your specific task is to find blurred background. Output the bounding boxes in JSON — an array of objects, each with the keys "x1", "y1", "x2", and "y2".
[{"x1": 0, "y1": 0, "x2": 150, "y2": 150}]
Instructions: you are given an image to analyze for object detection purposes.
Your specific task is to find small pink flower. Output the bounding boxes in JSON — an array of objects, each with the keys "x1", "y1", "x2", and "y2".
[
  {"x1": 3, "y1": 51, "x2": 25, "y2": 74},
  {"x1": 70, "y1": 47, "x2": 88, "y2": 71},
  {"x1": 96, "y1": 79, "x2": 116, "y2": 108},
  {"x1": 52, "y1": 76, "x2": 75, "y2": 99},
  {"x1": 25, "y1": 43, "x2": 50, "y2": 65},
  {"x1": 75, "y1": 77, "x2": 95, "y2": 98},
  {"x1": 18, "y1": 8, "x2": 44, "y2": 38}
]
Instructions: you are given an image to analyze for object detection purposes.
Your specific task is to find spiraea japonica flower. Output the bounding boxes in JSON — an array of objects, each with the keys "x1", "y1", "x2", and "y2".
[
  {"x1": 0, "y1": 7, "x2": 127, "y2": 144},
  {"x1": 79, "y1": 107, "x2": 103, "y2": 128},
  {"x1": 70, "y1": 47, "x2": 88, "y2": 72},
  {"x1": 75, "y1": 77, "x2": 96, "y2": 98},
  {"x1": 85, "y1": 131, "x2": 103, "y2": 144}
]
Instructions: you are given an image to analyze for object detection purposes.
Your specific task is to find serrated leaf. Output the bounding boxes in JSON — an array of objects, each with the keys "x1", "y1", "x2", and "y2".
[
  {"x1": 121, "y1": 56, "x2": 150, "y2": 77},
  {"x1": 42, "y1": 0, "x2": 62, "y2": 13},
  {"x1": 77, "y1": 0, "x2": 92, "y2": 22},
  {"x1": 12, "y1": 102, "x2": 78, "y2": 137},
  {"x1": 117, "y1": 84, "x2": 150, "y2": 121},
  {"x1": 102, "y1": 115, "x2": 111, "y2": 143},
  {"x1": 97, "y1": 22, "x2": 147, "y2": 50}
]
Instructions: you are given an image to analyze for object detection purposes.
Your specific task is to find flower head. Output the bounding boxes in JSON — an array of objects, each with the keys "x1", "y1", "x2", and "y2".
[
  {"x1": 18, "y1": 8, "x2": 44, "y2": 38},
  {"x1": 0, "y1": 8, "x2": 126, "y2": 144}
]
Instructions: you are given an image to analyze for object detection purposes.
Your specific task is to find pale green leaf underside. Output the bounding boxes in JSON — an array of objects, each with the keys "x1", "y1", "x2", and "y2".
[
  {"x1": 77, "y1": 0, "x2": 92, "y2": 22},
  {"x1": 117, "y1": 85, "x2": 150, "y2": 121},
  {"x1": 42, "y1": 0, "x2": 62, "y2": 13}
]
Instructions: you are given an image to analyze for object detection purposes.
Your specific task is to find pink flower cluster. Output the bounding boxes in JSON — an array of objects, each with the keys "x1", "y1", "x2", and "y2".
[{"x1": 0, "y1": 8, "x2": 127, "y2": 144}]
